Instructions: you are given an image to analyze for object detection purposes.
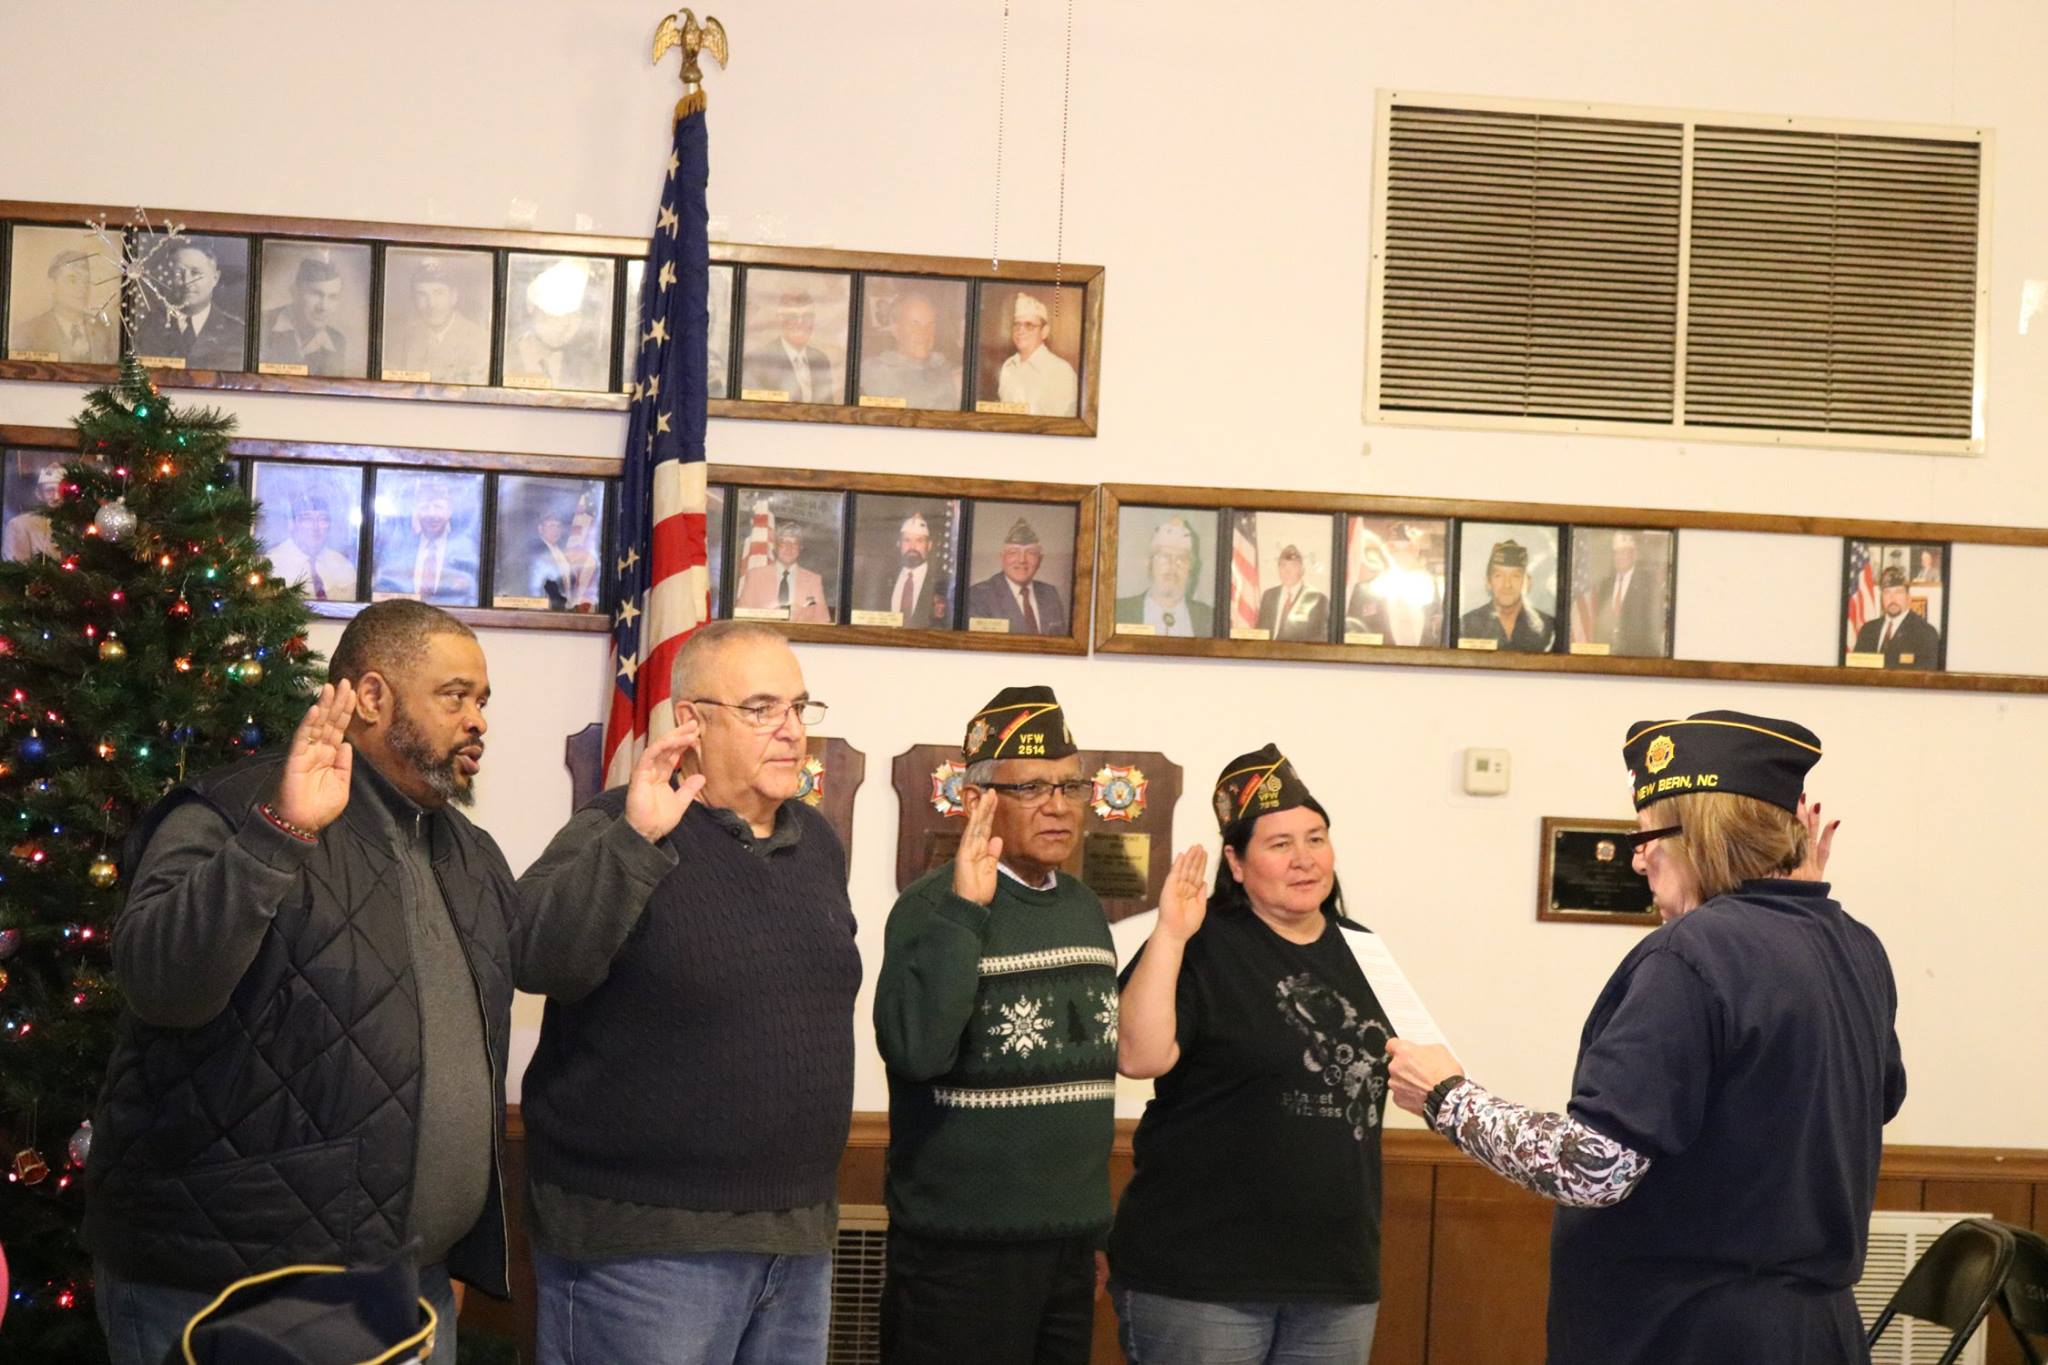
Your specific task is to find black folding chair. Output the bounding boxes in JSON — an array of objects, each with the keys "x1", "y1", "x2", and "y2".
[
  {"x1": 1996, "y1": 1223, "x2": 2048, "y2": 1365},
  {"x1": 1865, "y1": 1217, "x2": 2016, "y2": 1365}
]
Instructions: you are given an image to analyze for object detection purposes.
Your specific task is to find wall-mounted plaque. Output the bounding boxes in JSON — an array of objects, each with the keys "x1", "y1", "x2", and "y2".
[
  {"x1": 564, "y1": 724, "x2": 864, "y2": 878},
  {"x1": 892, "y1": 744, "x2": 1182, "y2": 922},
  {"x1": 1537, "y1": 817, "x2": 1658, "y2": 926}
]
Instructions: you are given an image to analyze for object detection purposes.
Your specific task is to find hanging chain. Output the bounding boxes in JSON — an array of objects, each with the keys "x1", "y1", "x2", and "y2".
[
  {"x1": 1051, "y1": 0, "x2": 1074, "y2": 324},
  {"x1": 991, "y1": 0, "x2": 1012, "y2": 270}
]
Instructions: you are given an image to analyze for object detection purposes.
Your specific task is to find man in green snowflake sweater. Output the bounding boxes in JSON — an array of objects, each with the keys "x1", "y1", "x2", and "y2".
[{"x1": 874, "y1": 685, "x2": 1118, "y2": 1364}]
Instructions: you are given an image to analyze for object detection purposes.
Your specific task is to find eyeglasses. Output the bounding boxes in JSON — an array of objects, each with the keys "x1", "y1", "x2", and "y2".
[
  {"x1": 690, "y1": 697, "x2": 828, "y2": 730},
  {"x1": 980, "y1": 779, "x2": 1091, "y2": 806},
  {"x1": 1620, "y1": 825, "x2": 1683, "y2": 853}
]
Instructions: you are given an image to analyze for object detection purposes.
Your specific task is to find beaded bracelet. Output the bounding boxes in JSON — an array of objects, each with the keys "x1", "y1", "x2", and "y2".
[{"x1": 259, "y1": 803, "x2": 320, "y2": 844}]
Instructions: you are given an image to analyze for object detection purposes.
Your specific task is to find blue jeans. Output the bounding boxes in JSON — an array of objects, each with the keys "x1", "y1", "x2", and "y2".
[
  {"x1": 95, "y1": 1259, "x2": 455, "y2": 1365},
  {"x1": 1113, "y1": 1285, "x2": 1379, "y2": 1365},
  {"x1": 536, "y1": 1248, "x2": 833, "y2": 1365}
]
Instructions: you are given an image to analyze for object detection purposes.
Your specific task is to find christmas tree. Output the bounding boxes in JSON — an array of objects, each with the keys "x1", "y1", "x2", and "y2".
[{"x1": 0, "y1": 358, "x2": 322, "y2": 1361}]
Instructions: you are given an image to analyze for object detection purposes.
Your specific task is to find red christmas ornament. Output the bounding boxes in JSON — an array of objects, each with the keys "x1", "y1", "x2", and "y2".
[
  {"x1": 169, "y1": 597, "x2": 192, "y2": 619},
  {"x1": 11, "y1": 1149, "x2": 47, "y2": 1185}
]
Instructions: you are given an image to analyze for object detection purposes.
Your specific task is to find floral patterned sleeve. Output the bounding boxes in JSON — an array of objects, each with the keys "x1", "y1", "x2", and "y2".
[{"x1": 1430, "y1": 1080, "x2": 1651, "y2": 1208}]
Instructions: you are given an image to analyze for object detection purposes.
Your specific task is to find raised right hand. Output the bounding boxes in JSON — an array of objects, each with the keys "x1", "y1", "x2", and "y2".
[
  {"x1": 272, "y1": 681, "x2": 356, "y2": 833},
  {"x1": 624, "y1": 720, "x2": 706, "y2": 843},
  {"x1": 951, "y1": 787, "x2": 1003, "y2": 906},
  {"x1": 1156, "y1": 844, "x2": 1210, "y2": 943}
]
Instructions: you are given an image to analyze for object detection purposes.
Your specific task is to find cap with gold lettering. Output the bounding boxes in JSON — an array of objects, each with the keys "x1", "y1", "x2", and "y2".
[
  {"x1": 1622, "y1": 709, "x2": 1821, "y2": 813},
  {"x1": 1212, "y1": 742, "x2": 1318, "y2": 832},
  {"x1": 963, "y1": 685, "x2": 1075, "y2": 764}
]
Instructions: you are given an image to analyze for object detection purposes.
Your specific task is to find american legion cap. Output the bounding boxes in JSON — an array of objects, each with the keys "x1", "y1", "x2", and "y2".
[{"x1": 1622, "y1": 709, "x2": 1822, "y2": 814}]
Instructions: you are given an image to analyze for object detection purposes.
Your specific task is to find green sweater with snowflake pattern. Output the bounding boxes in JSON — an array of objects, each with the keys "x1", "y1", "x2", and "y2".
[{"x1": 874, "y1": 864, "x2": 1118, "y2": 1239}]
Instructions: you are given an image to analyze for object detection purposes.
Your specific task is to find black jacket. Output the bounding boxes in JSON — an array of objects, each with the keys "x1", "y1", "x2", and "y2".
[{"x1": 85, "y1": 753, "x2": 521, "y2": 1297}]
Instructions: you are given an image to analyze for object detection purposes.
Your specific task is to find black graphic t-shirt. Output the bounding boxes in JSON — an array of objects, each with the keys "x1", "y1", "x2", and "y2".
[{"x1": 1108, "y1": 909, "x2": 1391, "y2": 1304}]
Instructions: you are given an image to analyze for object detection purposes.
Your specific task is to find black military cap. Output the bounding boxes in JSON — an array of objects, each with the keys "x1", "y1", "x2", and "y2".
[
  {"x1": 963, "y1": 685, "x2": 1075, "y2": 764},
  {"x1": 1212, "y1": 742, "x2": 1318, "y2": 832},
  {"x1": 1622, "y1": 709, "x2": 1821, "y2": 814},
  {"x1": 1487, "y1": 540, "x2": 1528, "y2": 570}
]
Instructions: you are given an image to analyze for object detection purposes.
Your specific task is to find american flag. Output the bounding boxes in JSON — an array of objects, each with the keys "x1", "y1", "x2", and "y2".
[
  {"x1": 1229, "y1": 512, "x2": 1260, "y2": 630},
  {"x1": 602, "y1": 108, "x2": 713, "y2": 787},
  {"x1": 1845, "y1": 541, "x2": 1880, "y2": 636},
  {"x1": 741, "y1": 498, "x2": 774, "y2": 577}
]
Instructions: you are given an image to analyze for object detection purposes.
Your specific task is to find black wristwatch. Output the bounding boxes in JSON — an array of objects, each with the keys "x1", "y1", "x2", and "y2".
[{"x1": 1422, "y1": 1074, "x2": 1467, "y2": 1131}]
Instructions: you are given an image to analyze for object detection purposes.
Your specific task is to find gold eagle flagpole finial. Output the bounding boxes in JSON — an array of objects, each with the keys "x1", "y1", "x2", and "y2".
[{"x1": 652, "y1": 8, "x2": 729, "y2": 120}]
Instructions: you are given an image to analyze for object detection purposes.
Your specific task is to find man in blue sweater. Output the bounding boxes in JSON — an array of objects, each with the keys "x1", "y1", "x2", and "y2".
[{"x1": 518, "y1": 620, "x2": 862, "y2": 1365}]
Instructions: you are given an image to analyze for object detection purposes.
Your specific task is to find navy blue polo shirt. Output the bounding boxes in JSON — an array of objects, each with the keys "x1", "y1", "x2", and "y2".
[{"x1": 1547, "y1": 880, "x2": 1906, "y2": 1365}]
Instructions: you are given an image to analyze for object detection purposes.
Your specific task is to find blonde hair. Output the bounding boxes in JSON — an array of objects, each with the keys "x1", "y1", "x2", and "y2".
[{"x1": 1648, "y1": 791, "x2": 1809, "y2": 902}]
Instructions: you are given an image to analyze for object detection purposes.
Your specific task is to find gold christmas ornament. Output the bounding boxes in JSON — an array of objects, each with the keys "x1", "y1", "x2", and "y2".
[
  {"x1": 235, "y1": 657, "x2": 264, "y2": 685},
  {"x1": 98, "y1": 636, "x2": 127, "y2": 662},
  {"x1": 87, "y1": 855, "x2": 120, "y2": 890}
]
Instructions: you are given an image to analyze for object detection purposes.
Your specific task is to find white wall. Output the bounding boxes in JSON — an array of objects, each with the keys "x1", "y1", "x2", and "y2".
[{"x1": 5, "y1": 0, "x2": 2047, "y2": 1144}]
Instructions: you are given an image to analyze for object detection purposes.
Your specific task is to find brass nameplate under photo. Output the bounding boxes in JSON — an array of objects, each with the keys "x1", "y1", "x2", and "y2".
[
  {"x1": 1537, "y1": 817, "x2": 1657, "y2": 926},
  {"x1": 258, "y1": 361, "x2": 310, "y2": 377},
  {"x1": 891, "y1": 743, "x2": 1183, "y2": 923},
  {"x1": 858, "y1": 395, "x2": 908, "y2": 409}
]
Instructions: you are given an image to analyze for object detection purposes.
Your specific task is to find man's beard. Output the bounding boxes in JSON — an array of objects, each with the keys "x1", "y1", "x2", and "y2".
[{"x1": 389, "y1": 704, "x2": 478, "y2": 808}]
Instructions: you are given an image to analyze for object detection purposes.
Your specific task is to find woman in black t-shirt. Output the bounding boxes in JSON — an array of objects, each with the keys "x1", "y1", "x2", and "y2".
[{"x1": 1110, "y1": 743, "x2": 1391, "y2": 1365}]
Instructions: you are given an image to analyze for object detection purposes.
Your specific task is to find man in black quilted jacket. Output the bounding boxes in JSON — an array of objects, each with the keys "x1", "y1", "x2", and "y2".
[{"x1": 84, "y1": 600, "x2": 694, "y2": 1365}]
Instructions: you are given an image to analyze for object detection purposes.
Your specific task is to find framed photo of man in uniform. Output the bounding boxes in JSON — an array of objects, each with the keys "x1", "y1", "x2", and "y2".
[
  {"x1": 962, "y1": 500, "x2": 1078, "y2": 637},
  {"x1": 1113, "y1": 505, "x2": 1219, "y2": 639},
  {"x1": 129, "y1": 232, "x2": 251, "y2": 373},
  {"x1": 492, "y1": 475, "x2": 607, "y2": 611},
  {"x1": 1225, "y1": 510, "x2": 1336, "y2": 644},
  {"x1": 2, "y1": 449, "x2": 71, "y2": 563},
  {"x1": 738, "y1": 267, "x2": 850, "y2": 406},
  {"x1": 250, "y1": 461, "x2": 365, "y2": 602},
  {"x1": 624, "y1": 259, "x2": 734, "y2": 399},
  {"x1": 1841, "y1": 538, "x2": 1949, "y2": 672},
  {"x1": 1454, "y1": 520, "x2": 1560, "y2": 654},
  {"x1": 380, "y1": 247, "x2": 493, "y2": 385},
  {"x1": 256, "y1": 240, "x2": 372, "y2": 379},
  {"x1": 972, "y1": 281, "x2": 1083, "y2": 418},
  {"x1": 1567, "y1": 526, "x2": 1676, "y2": 659},
  {"x1": 369, "y1": 468, "x2": 485, "y2": 606},
  {"x1": 856, "y1": 276, "x2": 967, "y2": 412},
  {"x1": 848, "y1": 493, "x2": 961, "y2": 631},
  {"x1": 729, "y1": 487, "x2": 846, "y2": 624},
  {"x1": 6, "y1": 225, "x2": 120, "y2": 364},
  {"x1": 501, "y1": 253, "x2": 615, "y2": 393},
  {"x1": 1343, "y1": 515, "x2": 1448, "y2": 647}
]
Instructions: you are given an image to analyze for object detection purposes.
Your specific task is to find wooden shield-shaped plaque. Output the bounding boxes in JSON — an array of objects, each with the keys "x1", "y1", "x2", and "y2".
[
  {"x1": 564, "y1": 723, "x2": 864, "y2": 878},
  {"x1": 891, "y1": 744, "x2": 1182, "y2": 923}
]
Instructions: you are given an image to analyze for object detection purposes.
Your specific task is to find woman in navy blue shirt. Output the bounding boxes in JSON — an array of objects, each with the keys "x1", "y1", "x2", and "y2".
[{"x1": 1389, "y1": 709, "x2": 1906, "y2": 1365}]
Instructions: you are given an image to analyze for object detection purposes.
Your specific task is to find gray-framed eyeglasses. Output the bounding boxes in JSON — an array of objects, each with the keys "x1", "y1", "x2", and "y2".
[
  {"x1": 982, "y1": 779, "x2": 1092, "y2": 807},
  {"x1": 690, "y1": 697, "x2": 829, "y2": 730}
]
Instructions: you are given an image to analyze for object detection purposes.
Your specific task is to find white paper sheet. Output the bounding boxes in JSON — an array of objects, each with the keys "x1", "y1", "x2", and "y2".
[{"x1": 1338, "y1": 925, "x2": 1451, "y2": 1050}]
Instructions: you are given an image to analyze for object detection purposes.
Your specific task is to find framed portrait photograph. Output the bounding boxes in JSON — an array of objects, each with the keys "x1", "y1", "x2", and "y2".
[
  {"x1": 1567, "y1": 526, "x2": 1676, "y2": 659},
  {"x1": 622, "y1": 259, "x2": 733, "y2": 400},
  {"x1": 962, "y1": 500, "x2": 1078, "y2": 636},
  {"x1": 1113, "y1": 505, "x2": 1219, "y2": 638},
  {"x1": 6, "y1": 225, "x2": 119, "y2": 363},
  {"x1": 1455, "y1": 520, "x2": 1561, "y2": 654},
  {"x1": 706, "y1": 484, "x2": 728, "y2": 618},
  {"x1": 972, "y1": 281, "x2": 1083, "y2": 417},
  {"x1": 493, "y1": 475, "x2": 606, "y2": 611},
  {"x1": 380, "y1": 247, "x2": 493, "y2": 385},
  {"x1": 856, "y1": 275, "x2": 967, "y2": 412},
  {"x1": 129, "y1": 231, "x2": 251, "y2": 373},
  {"x1": 501, "y1": 253, "x2": 615, "y2": 393},
  {"x1": 848, "y1": 492, "x2": 962, "y2": 630},
  {"x1": 1841, "y1": 537, "x2": 1949, "y2": 671},
  {"x1": 2, "y1": 449, "x2": 70, "y2": 562},
  {"x1": 729, "y1": 487, "x2": 846, "y2": 624},
  {"x1": 1224, "y1": 510, "x2": 1336, "y2": 644},
  {"x1": 250, "y1": 461, "x2": 364, "y2": 602},
  {"x1": 738, "y1": 267, "x2": 851, "y2": 405},
  {"x1": 1343, "y1": 515, "x2": 1449, "y2": 647},
  {"x1": 369, "y1": 468, "x2": 485, "y2": 606},
  {"x1": 256, "y1": 239, "x2": 371, "y2": 379}
]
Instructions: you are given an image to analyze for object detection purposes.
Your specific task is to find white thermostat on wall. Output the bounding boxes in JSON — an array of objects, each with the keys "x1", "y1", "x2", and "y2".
[{"x1": 1463, "y1": 747, "x2": 1510, "y2": 796}]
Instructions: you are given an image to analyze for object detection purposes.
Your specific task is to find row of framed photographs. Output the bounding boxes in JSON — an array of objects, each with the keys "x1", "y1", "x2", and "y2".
[
  {"x1": 1109, "y1": 504, "x2": 1951, "y2": 671},
  {"x1": 0, "y1": 218, "x2": 1090, "y2": 419}
]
